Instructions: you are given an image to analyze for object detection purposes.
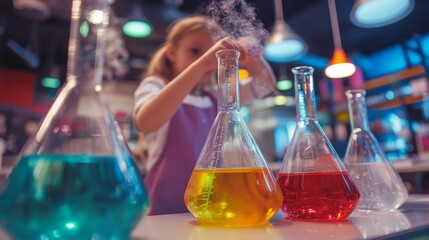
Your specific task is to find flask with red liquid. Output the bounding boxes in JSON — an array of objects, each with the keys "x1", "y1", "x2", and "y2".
[
  {"x1": 184, "y1": 49, "x2": 282, "y2": 227},
  {"x1": 277, "y1": 66, "x2": 360, "y2": 221}
]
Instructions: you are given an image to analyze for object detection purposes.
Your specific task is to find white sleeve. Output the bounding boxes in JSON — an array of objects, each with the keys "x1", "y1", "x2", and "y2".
[
  {"x1": 134, "y1": 76, "x2": 166, "y2": 115},
  {"x1": 133, "y1": 76, "x2": 170, "y2": 171}
]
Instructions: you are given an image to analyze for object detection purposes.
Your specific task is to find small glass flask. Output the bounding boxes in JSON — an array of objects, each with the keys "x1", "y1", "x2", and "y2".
[
  {"x1": 0, "y1": 0, "x2": 149, "y2": 239},
  {"x1": 184, "y1": 49, "x2": 282, "y2": 227},
  {"x1": 344, "y1": 89, "x2": 408, "y2": 211},
  {"x1": 277, "y1": 66, "x2": 360, "y2": 221}
]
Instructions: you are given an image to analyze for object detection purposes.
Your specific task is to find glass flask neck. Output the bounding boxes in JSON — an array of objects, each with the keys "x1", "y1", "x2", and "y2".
[
  {"x1": 67, "y1": 0, "x2": 109, "y2": 91},
  {"x1": 293, "y1": 66, "x2": 317, "y2": 121},
  {"x1": 346, "y1": 89, "x2": 369, "y2": 130},
  {"x1": 216, "y1": 50, "x2": 240, "y2": 112}
]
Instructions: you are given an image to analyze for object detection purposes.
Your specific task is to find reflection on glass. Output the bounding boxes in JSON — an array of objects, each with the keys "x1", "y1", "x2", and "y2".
[
  {"x1": 350, "y1": 210, "x2": 411, "y2": 239},
  {"x1": 187, "y1": 222, "x2": 281, "y2": 240},
  {"x1": 276, "y1": 218, "x2": 363, "y2": 239}
]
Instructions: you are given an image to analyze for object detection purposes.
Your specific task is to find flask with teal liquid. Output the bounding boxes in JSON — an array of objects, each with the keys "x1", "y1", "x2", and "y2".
[{"x1": 0, "y1": 0, "x2": 149, "y2": 239}]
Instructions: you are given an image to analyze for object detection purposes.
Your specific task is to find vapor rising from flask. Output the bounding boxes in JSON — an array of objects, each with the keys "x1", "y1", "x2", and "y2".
[{"x1": 203, "y1": 0, "x2": 269, "y2": 57}]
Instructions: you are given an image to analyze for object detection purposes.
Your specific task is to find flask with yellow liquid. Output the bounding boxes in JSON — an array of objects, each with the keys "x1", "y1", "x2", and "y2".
[{"x1": 184, "y1": 49, "x2": 282, "y2": 227}]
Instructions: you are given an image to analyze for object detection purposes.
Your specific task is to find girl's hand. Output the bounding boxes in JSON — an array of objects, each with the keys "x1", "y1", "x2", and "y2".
[
  {"x1": 194, "y1": 37, "x2": 246, "y2": 74},
  {"x1": 236, "y1": 37, "x2": 264, "y2": 65}
]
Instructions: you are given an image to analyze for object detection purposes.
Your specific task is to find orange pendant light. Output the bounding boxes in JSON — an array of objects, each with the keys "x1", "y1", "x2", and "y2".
[
  {"x1": 325, "y1": 48, "x2": 356, "y2": 79},
  {"x1": 324, "y1": 0, "x2": 356, "y2": 79}
]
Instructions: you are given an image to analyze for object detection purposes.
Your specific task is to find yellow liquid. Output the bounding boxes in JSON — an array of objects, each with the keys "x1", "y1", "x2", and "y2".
[{"x1": 184, "y1": 168, "x2": 283, "y2": 226}]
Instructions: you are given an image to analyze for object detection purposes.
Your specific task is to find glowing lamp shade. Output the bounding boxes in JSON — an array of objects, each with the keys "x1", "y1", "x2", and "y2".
[
  {"x1": 276, "y1": 80, "x2": 293, "y2": 91},
  {"x1": 350, "y1": 0, "x2": 415, "y2": 28},
  {"x1": 42, "y1": 77, "x2": 60, "y2": 89},
  {"x1": 123, "y1": 20, "x2": 152, "y2": 38},
  {"x1": 325, "y1": 48, "x2": 356, "y2": 78},
  {"x1": 264, "y1": 20, "x2": 308, "y2": 63}
]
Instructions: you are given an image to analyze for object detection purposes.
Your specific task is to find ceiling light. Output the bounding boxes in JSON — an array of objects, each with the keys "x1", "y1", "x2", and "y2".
[
  {"x1": 42, "y1": 77, "x2": 60, "y2": 89},
  {"x1": 123, "y1": 21, "x2": 152, "y2": 38},
  {"x1": 277, "y1": 80, "x2": 293, "y2": 91},
  {"x1": 350, "y1": 0, "x2": 415, "y2": 28},
  {"x1": 264, "y1": 0, "x2": 308, "y2": 63},
  {"x1": 325, "y1": 48, "x2": 356, "y2": 78},
  {"x1": 87, "y1": 10, "x2": 105, "y2": 24},
  {"x1": 325, "y1": 0, "x2": 356, "y2": 79},
  {"x1": 276, "y1": 64, "x2": 293, "y2": 91},
  {"x1": 122, "y1": 3, "x2": 152, "y2": 38}
]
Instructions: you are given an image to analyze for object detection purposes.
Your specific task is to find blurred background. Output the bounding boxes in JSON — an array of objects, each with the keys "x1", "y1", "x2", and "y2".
[{"x1": 1, "y1": 0, "x2": 429, "y2": 191}]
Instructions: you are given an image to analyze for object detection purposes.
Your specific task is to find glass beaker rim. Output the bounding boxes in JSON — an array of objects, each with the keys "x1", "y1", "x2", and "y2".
[
  {"x1": 346, "y1": 89, "x2": 366, "y2": 97},
  {"x1": 292, "y1": 66, "x2": 314, "y2": 74},
  {"x1": 215, "y1": 49, "x2": 240, "y2": 57}
]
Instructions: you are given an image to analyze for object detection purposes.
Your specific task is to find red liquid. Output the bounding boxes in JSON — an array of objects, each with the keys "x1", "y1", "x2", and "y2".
[{"x1": 277, "y1": 171, "x2": 360, "y2": 221}]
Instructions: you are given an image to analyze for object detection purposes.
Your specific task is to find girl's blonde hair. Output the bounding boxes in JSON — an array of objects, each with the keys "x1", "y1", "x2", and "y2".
[{"x1": 143, "y1": 15, "x2": 223, "y2": 83}]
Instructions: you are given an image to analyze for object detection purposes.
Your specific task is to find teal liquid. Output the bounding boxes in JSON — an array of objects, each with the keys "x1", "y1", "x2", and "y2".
[{"x1": 0, "y1": 154, "x2": 149, "y2": 240}]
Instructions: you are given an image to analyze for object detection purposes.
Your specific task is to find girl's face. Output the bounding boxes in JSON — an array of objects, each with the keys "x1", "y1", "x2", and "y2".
[{"x1": 168, "y1": 29, "x2": 214, "y2": 78}]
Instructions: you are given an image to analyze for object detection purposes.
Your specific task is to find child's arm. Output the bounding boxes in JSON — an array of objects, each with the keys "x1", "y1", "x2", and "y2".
[{"x1": 135, "y1": 38, "x2": 245, "y2": 133}]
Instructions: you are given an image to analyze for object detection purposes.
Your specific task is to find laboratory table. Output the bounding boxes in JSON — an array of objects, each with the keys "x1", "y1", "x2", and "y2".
[{"x1": 130, "y1": 194, "x2": 429, "y2": 240}]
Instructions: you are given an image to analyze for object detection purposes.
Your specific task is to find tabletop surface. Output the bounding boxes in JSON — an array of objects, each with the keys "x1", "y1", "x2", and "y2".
[{"x1": 130, "y1": 194, "x2": 429, "y2": 240}]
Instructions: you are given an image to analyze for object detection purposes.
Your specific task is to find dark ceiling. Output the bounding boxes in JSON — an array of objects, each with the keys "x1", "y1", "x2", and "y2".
[{"x1": 1, "y1": 0, "x2": 429, "y2": 83}]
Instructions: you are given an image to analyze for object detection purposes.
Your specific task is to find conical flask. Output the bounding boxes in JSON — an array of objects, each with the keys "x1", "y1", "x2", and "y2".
[
  {"x1": 0, "y1": 0, "x2": 149, "y2": 239},
  {"x1": 344, "y1": 89, "x2": 408, "y2": 211},
  {"x1": 184, "y1": 49, "x2": 282, "y2": 227},
  {"x1": 277, "y1": 66, "x2": 360, "y2": 221}
]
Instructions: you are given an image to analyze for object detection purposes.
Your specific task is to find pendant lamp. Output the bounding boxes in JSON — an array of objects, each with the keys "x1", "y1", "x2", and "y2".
[
  {"x1": 264, "y1": 0, "x2": 308, "y2": 63},
  {"x1": 324, "y1": 0, "x2": 356, "y2": 79},
  {"x1": 122, "y1": 2, "x2": 152, "y2": 38},
  {"x1": 350, "y1": 0, "x2": 415, "y2": 28},
  {"x1": 276, "y1": 64, "x2": 293, "y2": 91}
]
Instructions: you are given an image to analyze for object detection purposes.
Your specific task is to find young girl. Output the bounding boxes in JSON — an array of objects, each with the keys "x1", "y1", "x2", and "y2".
[{"x1": 134, "y1": 15, "x2": 276, "y2": 215}]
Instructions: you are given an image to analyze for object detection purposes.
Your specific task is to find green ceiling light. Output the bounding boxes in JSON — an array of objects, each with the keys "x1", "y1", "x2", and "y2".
[
  {"x1": 80, "y1": 21, "x2": 89, "y2": 38},
  {"x1": 42, "y1": 77, "x2": 60, "y2": 89},
  {"x1": 123, "y1": 20, "x2": 152, "y2": 38},
  {"x1": 276, "y1": 65, "x2": 293, "y2": 91},
  {"x1": 277, "y1": 79, "x2": 293, "y2": 91}
]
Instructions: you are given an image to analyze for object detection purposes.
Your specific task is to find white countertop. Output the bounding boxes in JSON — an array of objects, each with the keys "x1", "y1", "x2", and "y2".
[{"x1": 130, "y1": 194, "x2": 429, "y2": 240}]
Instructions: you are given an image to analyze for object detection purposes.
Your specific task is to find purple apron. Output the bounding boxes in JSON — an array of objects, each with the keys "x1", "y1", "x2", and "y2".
[{"x1": 144, "y1": 93, "x2": 217, "y2": 215}]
